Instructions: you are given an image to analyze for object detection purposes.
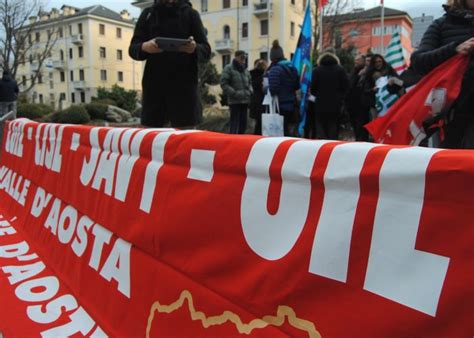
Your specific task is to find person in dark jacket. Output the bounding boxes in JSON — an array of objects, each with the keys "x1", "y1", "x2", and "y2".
[
  {"x1": 220, "y1": 50, "x2": 253, "y2": 134},
  {"x1": 311, "y1": 52, "x2": 349, "y2": 140},
  {"x1": 411, "y1": 0, "x2": 474, "y2": 149},
  {"x1": 266, "y1": 40, "x2": 300, "y2": 136},
  {"x1": 346, "y1": 54, "x2": 370, "y2": 141},
  {"x1": 359, "y1": 54, "x2": 398, "y2": 120},
  {"x1": 128, "y1": 0, "x2": 211, "y2": 128},
  {"x1": 249, "y1": 59, "x2": 267, "y2": 135},
  {"x1": 0, "y1": 70, "x2": 19, "y2": 118}
]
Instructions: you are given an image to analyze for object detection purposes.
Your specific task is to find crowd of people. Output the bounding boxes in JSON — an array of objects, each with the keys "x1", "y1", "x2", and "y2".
[{"x1": 124, "y1": 0, "x2": 472, "y2": 149}]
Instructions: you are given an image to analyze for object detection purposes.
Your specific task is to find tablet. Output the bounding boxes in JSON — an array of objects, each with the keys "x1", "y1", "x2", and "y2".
[{"x1": 154, "y1": 37, "x2": 190, "y2": 52}]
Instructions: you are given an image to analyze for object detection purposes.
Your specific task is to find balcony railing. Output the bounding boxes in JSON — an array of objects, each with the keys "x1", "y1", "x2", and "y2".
[
  {"x1": 214, "y1": 39, "x2": 235, "y2": 53},
  {"x1": 53, "y1": 60, "x2": 65, "y2": 70},
  {"x1": 254, "y1": 1, "x2": 272, "y2": 16},
  {"x1": 73, "y1": 81, "x2": 86, "y2": 90},
  {"x1": 71, "y1": 34, "x2": 84, "y2": 45}
]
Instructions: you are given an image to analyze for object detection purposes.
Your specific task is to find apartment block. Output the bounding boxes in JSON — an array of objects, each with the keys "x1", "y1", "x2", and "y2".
[{"x1": 17, "y1": 5, "x2": 142, "y2": 110}]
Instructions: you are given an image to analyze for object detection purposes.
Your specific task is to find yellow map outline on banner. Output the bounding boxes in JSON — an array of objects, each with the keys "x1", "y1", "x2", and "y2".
[{"x1": 146, "y1": 290, "x2": 321, "y2": 337}]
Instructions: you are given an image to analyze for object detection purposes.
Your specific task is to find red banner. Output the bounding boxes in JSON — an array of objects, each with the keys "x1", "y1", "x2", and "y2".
[
  {"x1": 365, "y1": 55, "x2": 469, "y2": 145},
  {"x1": 0, "y1": 119, "x2": 473, "y2": 337}
]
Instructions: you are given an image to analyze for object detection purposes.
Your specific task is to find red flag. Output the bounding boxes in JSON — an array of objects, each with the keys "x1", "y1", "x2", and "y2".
[
  {"x1": 365, "y1": 55, "x2": 469, "y2": 145},
  {"x1": 319, "y1": 0, "x2": 329, "y2": 8}
]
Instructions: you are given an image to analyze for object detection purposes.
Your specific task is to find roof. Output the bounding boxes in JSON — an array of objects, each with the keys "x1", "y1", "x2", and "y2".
[
  {"x1": 24, "y1": 4, "x2": 135, "y2": 28},
  {"x1": 325, "y1": 6, "x2": 411, "y2": 23}
]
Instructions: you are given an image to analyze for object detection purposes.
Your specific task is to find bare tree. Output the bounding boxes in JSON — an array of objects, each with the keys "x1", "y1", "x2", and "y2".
[
  {"x1": 0, "y1": 0, "x2": 58, "y2": 92},
  {"x1": 312, "y1": 0, "x2": 363, "y2": 52}
]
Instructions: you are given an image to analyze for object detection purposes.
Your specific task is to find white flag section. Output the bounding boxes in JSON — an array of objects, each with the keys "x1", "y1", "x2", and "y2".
[{"x1": 385, "y1": 31, "x2": 407, "y2": 74}]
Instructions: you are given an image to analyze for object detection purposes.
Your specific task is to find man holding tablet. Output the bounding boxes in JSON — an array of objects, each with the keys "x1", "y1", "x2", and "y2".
[{"x1": 129, "y1": 0, "x2": 211, "y2": 128}]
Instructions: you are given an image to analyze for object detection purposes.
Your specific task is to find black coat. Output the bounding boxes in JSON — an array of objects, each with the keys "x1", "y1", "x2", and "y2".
[
  {"x1": 249, "y1": 68, "x2": 265, "y2": 119},
  {"x1": 411, "y1": 5, "x2": 474, "y2": 76},
  {"x1": 129, "y1": 0, "x2": 211, "y2": 127},
  {"x1": 311, "y1": 53, "x2": 349, "y2": 116},
  {"x1": 0, "y1": 74, "x2": 19, "y2": 102},
  {"x1": 411, "y1": 5, "x2": 474, "y2": 148}
]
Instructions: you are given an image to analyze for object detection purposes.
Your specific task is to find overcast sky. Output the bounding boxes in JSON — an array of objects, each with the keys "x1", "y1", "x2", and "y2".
[{"x1": 45, "y1": 0, "x2": 446, "y2": 19}]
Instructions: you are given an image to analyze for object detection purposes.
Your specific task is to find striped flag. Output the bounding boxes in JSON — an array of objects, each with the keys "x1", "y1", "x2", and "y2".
[{"x1": 385, "y1": 31, "x2": 407, "y2": 74}]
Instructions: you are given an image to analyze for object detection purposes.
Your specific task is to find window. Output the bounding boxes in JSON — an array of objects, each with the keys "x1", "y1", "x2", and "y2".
[
  {"x1": 79, "y1": 69, "x2": 85, "y2": 81},
  {"x1": 78, "y1": 23, "x2": 83, "y2": 35},
  {"x1": 35, "y1": 32, "x2": 40, "y2": 42},
  {"x1": 242, "y1": 23, "x2": 248, "y2": 38},
  {"x1": 50, "y1": 93, "x2": 55, "y2": 104},
  {"x1": 78, "y1": 46, "x2": 84, "y2": 58},
  {"x1": 58, "y1": 28, "x2": 63, "y2": 38},
  {"x1": 100, "y1": 69, "x2": 107, "y2": 81},
  {"x1": 260, "y1": 19, "x2": 268, "y2": 36},
  {"x1": 99, "y1": 24, "x2": 105, "y2": 35},
  {"x1": 60, "y1": 72, "x2": 65, "y2": 82},
  {"x1": 71, "y1": 93, "x2": 75, "y2": 103},
  {"x1": 117, "y1": 49, "x2": 123, "y2": 60},
  {"x1": 60, "y1": 93, "x2": 66, "y2": 101},
  {"x1": 39, "y1": 94, "x2": 43, "y2": 104},
  {"x1": 80, "y1": 92, "x2": 85, "y2": 103},
  {"x1": 49, "y1": 73, "x2": 54, "y2": 89},
  {"x1": 70, "y1": 70, "x2": 74, "y2": 81},
  {"x1": 69, "y1": 25, "x2": 72, "y2": 35},
  {"x1": 291, "y1": 22, "x2": 295, "y2": 37},
  {"x1": 291, "y1": 0, "x2": 295, "y2": 5},
  {"x1": 60, "y1": 50, "x2": 64, "y2": 60},
  {"x1": 201, "y1": 0, "x2": 208, "y2": 12},
  {"x1": 116, "y1": 27, "x2": 122, "y2": 38},
  {"x1": 242, "y1": 0, "x2": 248, "y2": 6},
  {"x1": 69, "y1": 48, "x2": 73, "y2": 59},
  {"x1": 222, "y1": 54, "x2": 231, "y2": 68},
  {"x1": 223, "y1": 25, "x2": 230, "y2": 39},
  {"x1": 223, "y1": 0, "x2": 230, "y2": 9},
  {"x1": 38, "y1": 73, "x2": 43, "y2": 84},
  {"x1": 118, "y1": 71, "x2": 124, "y2": 82},
  {"x1": 99, "y1": 47, "x2": 106, "y2": 58},
  {"x1": 260, "y1": 52, "x2": 268, "y2": 61}
]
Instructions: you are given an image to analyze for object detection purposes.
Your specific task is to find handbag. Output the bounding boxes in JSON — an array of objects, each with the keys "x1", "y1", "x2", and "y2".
[{"x1": 262, "y1": 92, "x2": 284, "y2": 137}]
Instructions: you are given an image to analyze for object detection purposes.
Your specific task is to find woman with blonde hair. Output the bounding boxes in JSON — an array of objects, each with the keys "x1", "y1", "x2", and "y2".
[{"x1": 411, "y1": 0, "x2": 474, "y2": 148}]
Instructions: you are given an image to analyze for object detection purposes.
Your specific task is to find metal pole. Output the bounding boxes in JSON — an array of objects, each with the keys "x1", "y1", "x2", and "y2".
[
  {"x1": 267, "y1": 0, "x2": 271, "y2": 63},
  {"x1": 237, "y1": 0, "x2": 240, "y2": 50},
  {"x1": 380, "y1": 1, "x2": 385, "y2": 54}
]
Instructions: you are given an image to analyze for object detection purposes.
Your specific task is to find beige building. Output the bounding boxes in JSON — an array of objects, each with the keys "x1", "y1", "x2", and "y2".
[
  {"x1": 132, "y1": 0, "x2": 309, "y2": 72},
  {"x1": 17, "y1": 5, "x2": 142, "y2": 110}
]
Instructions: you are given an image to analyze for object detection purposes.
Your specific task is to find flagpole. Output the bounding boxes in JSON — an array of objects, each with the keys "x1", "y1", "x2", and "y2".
[
  {"x1": 380, "y1": 0, "x2": 385, "y2": 54},
  {"x1": 267, "y1": 0, "x2": 271, "y2": 63}
]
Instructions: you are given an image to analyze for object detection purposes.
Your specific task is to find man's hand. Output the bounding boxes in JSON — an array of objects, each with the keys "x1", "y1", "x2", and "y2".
[
  {"x1": 456, "y1": 38, "x2": 474, "y2": 55},
  {"x1": 141, "y1": 39, "x2": 163, "y2": 54},
  {"x1": 179, "y1": 36, "x2": 197, "y2": 54}
]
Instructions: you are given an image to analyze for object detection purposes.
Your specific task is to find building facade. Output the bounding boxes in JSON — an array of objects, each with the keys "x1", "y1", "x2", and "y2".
[
  {"x1": 323, "y1": 7, "x2": 413, "y2": 60},
  {"x1": 132, "y1": 0, "x2": 310, "y2": 72},
  {"x1": 412, "y1": 14, "x2": 434, "y2": 49},
  {"x1": 17, "y1": 5, "x2": 142, "y2": 110}
]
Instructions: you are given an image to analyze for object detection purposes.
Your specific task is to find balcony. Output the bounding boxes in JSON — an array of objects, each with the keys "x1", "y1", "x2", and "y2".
[
  {"x1": 253, "y1": 1, "x2": 272, "y2": 17},
  {"x1": 71, "y1": 34, "x2": 84, "y2": 45},
  {"x1": 30, "y1": 61, "x2": 40, "y2": 72},
  {"x1": 214, "y1": 39, "x2": 235, "y2": 53},
  {"x1": 73, "y1": 81, "x2": 86, "y2": 90},
  {"x1": 53, "y1": 60, "x2": 65, "y2": 70}
]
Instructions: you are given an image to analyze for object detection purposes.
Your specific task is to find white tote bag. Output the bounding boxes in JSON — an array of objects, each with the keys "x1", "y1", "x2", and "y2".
[{"x1": 262, "y1": 93, "x2": 284, "y2": 137}]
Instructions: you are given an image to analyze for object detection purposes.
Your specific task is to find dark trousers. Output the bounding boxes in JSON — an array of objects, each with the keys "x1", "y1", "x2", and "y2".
[
  {"x1": 229, "y1": 104, "x2": 248, "y2": 134},
  {"x1": 350, "y1": 111, "x2": 370, "y2": 142},
  {"x1": 254, "y1": 114, "x2": 262, "y2": 135},
  {"x1": 315, "y1": 113, "x2": 338, "y2": 140},
  {"x1": 304, "y1": 104, "x2": 317, "y2": 139}
]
